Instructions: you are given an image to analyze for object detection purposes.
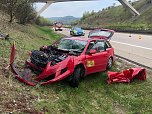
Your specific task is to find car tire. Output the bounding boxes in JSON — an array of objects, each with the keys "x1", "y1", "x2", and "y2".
[
  {"x1": 69, "y1": 66, "x2": 81, "y2": 88},
  {"x1": 107, "y1": 57, "x2": 113, "y2": 70},
  {"x1": 70, "y1": 31, "x2": 72, "y2": 35},
  {"x1": 70, "y1": 31, "x2": 74, "y2": 36}
]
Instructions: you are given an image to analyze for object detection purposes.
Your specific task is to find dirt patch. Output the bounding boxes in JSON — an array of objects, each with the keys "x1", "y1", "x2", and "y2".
[{"x1": 0, "y1": 63, "x2": 40, "y2": 113}]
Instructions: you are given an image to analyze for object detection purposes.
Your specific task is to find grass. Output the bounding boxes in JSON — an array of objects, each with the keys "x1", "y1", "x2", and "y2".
[
  {"x1": 33, "y1": 60, "x2": 152, "y2": 114},
  {"x1": 0, "y1": 13, "x2": 152, "y2": 113},
  {"x1": 0, "y1": 24, "x2": 64, "y2": 60}
]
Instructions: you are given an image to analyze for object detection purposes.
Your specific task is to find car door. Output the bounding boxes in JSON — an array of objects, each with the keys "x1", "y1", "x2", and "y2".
[{"x1": 85, "y1": 40, "x2": 108, "y2": 75}]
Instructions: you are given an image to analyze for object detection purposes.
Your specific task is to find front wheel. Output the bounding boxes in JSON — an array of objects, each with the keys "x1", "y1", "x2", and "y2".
[
  {"x1": 70, "y1": 31, "x2": 73, "y2": 36},
  {"x1": 107, "y1": 57, "x2": 113, "y2": 70},
  {"x1": 69, "y1": 67, "x2": 81, "y2": 88}
]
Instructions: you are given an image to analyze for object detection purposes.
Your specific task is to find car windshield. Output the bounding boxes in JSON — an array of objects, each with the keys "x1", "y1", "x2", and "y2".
[
  {"x1": 74, "y1": 27, "x2": 82, "y2": 31},
  {"x1": 89, "y1": 30, "x2": 112, "y2": 38},
  {"x1": 55, "y1": 22, "x2": 62, "y2": 26},
  {"x1": 53, "y1": 39, "x2": 87, "y2": 52}
]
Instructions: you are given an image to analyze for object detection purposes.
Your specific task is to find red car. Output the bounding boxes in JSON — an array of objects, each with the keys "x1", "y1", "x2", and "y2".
[
  {"x1": 10, "y1": 37, "x2": 114, "y2": 87},
  {"x1": 54, "y1": 22, "x2": 63, "y2": 31},
  {"x1": 88, "y1": 29, "x2": 115, "y2": 40}
]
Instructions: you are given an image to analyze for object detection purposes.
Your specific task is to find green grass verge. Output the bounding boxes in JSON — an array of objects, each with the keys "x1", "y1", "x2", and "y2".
[{"x1": 33, "y1": 61, "x2": 152, "y2": 114}]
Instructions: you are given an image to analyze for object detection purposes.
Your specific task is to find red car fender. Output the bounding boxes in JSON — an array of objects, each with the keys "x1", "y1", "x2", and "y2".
[
  {"x1": 10, "y1": 42, "x2": 16, "y2": 65},
  {"x1": 36, "y1": 56, "x2": 75, "y2": 81},
  {"x1": 73, "y1": 55, "x2": 87, "y2": 71}
]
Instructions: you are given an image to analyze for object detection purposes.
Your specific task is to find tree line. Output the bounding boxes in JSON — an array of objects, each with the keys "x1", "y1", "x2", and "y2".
[{"x1": 0, "y1": 0, "x2": 52, "y2": 26}]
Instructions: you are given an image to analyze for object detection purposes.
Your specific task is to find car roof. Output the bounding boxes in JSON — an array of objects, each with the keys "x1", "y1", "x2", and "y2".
[{"x1": 63, "y1": 37, "x2": 105, "y2": 42}]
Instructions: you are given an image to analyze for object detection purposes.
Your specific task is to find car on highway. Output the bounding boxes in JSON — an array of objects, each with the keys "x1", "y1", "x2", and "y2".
[
  {"x1": 88, "y1": 29, "x2": 115, "y2": 40},
  {"x1": 70, "y1": 27, "x2": 85, "y2": 36},
  {"x1": 54, "y1": 22, "x2": 63, "y2": 31},
  {"x1": 10, "y1": 37, "x2": 114, "y2": 87}
]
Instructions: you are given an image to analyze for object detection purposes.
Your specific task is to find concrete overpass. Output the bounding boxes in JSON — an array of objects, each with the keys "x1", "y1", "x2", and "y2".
[{"x1": 35, "y1": 0, "x2": 140, "y2": 16}]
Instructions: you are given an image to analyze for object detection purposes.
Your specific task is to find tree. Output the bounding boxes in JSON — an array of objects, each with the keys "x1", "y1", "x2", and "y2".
[
  {"x1": 0, "y1": 0, "x2": 36, "y2": 24},
  {"x1": 0, "y1": 0, "x2": 18, "y2": 22},
  {"x1": 15, "y1": 0, "x2": 36, "y2": 24}
]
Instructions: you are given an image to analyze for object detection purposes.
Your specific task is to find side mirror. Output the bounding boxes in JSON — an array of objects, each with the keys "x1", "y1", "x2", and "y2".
[{"x1": 89, "y1": 49, "x2": 97, "y2": 54}]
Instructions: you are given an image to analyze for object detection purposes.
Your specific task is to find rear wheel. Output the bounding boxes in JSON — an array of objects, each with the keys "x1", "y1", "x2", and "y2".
[
  {"x1": 107, "y1": 57, "x2": 113, "y2": 70},
  {"x1": 70, "y1": 31, "x2": 73, "y2": 36}
]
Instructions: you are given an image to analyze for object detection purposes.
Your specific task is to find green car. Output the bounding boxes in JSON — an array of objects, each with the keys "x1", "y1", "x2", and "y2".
[{"x1": 70, "y1": 27, "x2": 85, "y2": 36}]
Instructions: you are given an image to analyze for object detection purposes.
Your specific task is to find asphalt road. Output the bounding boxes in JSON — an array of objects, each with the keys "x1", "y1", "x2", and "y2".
[{"x1": 56, "y1": 28, "x2": 152, "y2": 68}]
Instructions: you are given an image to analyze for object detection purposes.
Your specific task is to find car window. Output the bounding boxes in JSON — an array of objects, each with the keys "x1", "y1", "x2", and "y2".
[
  {"x1": 92, "y1": 41, "x2": 105, "y2": 51},
  {"x1": 87, "y1": 41, "x2": 95, "y2": 51},
  {"x1": 87, "y1": 41, "x2": 105, "y2": 53}
]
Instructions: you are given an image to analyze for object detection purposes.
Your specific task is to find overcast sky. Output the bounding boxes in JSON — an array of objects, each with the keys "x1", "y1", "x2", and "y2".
[{"x1": 34, "y1": 0, "x2": 121, "y2": 18}]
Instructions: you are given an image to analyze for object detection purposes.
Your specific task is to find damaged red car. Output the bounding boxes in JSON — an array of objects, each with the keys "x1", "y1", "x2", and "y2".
[{"x1": 10, "y1": 37, "x2": 114, "y2": 87}]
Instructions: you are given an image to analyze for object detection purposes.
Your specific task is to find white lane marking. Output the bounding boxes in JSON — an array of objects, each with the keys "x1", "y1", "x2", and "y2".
[{"x1": 111, "y1": 40, "x2": 152, "y2": 51}]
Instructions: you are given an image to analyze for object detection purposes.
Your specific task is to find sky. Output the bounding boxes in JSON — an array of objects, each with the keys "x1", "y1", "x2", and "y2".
[{"x1": 34, "y1": 0, "x2": 121, "y2": 18}]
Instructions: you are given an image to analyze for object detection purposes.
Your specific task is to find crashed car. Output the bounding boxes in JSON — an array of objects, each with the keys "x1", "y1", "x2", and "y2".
[
  {"x1": 88, "y1": 29, "x2": 114, "y2": 40},
  {"x1": 70, "y1": 27, "x2": 85, "y2": 36},
  {"x1": 0, "y1": 33, "x2": 10, "y2": 40},
  {"x1": 10, "y1": 37, "x2": 114, "y2": 87}
]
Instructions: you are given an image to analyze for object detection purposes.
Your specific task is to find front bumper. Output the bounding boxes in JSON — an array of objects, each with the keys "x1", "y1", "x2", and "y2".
[{"x1": 11, "y1": 60, "x2": 74, "y2": 86}]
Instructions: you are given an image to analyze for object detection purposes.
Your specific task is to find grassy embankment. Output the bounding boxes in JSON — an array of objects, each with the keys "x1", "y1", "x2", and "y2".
[
  {"x1": 78, "y1": 0, "x2": 152, "y2": 30},
  {"x1": 0, "y1": 11, "x2": 152, "y2": 113}
]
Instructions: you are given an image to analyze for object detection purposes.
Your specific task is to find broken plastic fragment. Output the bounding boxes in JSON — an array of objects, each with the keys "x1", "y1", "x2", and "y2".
[{"x1": 107, "y1": 68, "x2": 146, "y2": 84}]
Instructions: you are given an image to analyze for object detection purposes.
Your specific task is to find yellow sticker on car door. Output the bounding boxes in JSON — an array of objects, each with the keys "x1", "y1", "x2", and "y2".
[{"x1": 87, "y1": 60, "x2": 95, "y2": 67}]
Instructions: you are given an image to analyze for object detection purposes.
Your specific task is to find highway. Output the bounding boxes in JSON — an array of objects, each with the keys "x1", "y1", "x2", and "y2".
[{"x1": 56, "y1": 28, "x2": 152, "y2": 68}]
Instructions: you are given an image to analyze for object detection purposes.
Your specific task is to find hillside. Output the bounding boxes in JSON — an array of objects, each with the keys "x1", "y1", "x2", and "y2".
[
  {"x1": 78, "y1": 0, "x2": 152, "y2": 30},
  {"x1": 0, "y1": 10, "x2": 64, "y2": 113},
  {"x1": 48, "y1": 16, "x2": 80, "y2": 24}
]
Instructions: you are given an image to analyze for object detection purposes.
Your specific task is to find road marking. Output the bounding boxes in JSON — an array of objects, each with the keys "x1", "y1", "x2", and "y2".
[{"x1": 111, "y1": 40, "x2": 152, "y2": 51}]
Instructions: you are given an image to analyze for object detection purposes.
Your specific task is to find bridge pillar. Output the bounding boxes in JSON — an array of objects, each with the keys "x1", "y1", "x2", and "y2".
[
  {"x1": 37, "y1": 1, "x2": 53, "y2": 17},
  {"x1": 118, "y1": 0, "x2": 140, "y2": 16}
]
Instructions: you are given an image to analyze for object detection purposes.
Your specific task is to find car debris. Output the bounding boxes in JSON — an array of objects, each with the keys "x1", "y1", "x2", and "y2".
[
  {"x1": 10, "y1": 36, "x2": 114, "y2": 87},
  {"x1": 0, "y1": 33, "x2": 11, "y2": 40},
  {"x1": 107, "y1": 68, "x2": 146, "y2": 84}
]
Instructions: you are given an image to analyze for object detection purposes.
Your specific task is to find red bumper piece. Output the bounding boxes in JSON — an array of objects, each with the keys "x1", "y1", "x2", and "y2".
[{"x1": 107, "y1": 68, "x2": 146, "y2": 84}]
